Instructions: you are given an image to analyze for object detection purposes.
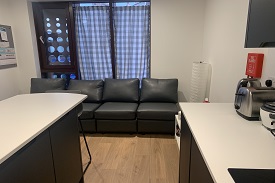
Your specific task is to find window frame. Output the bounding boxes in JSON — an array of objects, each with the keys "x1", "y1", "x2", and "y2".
[
  {"x1": 32, "y1": 2, "x2": 79, "y2": 76},
  {"x1": 32, "y1": 1, "x2": 151, "y2": 80}
]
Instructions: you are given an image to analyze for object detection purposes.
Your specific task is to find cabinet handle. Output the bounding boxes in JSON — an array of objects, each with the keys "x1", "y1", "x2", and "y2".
[
  {"x1": 39, "y1": 36, "x2": 44, "y2": 44},
  {"x1": 270, "y1": 129, "x2": 275, "y2": 137},
  {"x1": 269, "y1": 113, "x2": 275, "y2": 119}
]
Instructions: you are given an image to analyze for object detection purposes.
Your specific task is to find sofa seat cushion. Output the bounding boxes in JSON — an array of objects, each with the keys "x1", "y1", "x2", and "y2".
[
  {"x1": 95, "y1": 102, "x2": 138, "y2": 120},
  {"x1": 138, "y1": 120, "x2": 175, "y2": 134},
  {"x1": 97, "y1": 120, "x2": 137, "y2": 133},
  {"x1": 79, "y1": 103, "x2": 101, "y2": 119},
  {"x1": 137, "y1": 103, "x2": 178, "y2": 120},
  {"x1": 78, "y1": 119, "x2": 96, "y2": 133}
]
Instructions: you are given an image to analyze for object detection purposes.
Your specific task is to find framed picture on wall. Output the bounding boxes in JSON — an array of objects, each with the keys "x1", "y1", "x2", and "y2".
[{"x1": 0, "y1": 24, "x2": 16, "y2": 67}]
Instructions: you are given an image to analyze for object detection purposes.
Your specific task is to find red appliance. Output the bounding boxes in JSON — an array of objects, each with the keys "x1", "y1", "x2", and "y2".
[{"x1": 245, "y1": 53, "x2": 264, "y2": 78}]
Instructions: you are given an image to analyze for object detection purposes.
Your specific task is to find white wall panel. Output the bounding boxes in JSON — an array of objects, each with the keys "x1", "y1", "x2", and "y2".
[
  {"x1": 151, "y1": 0, "x2": 206, "y2": 101},
  {"x1": 201, "y1": 0, "x2": 271, "y2": 102},
  {"x1": 0, "y1": 0, "x2": 20, "y2": 100},
  {"x1": 9, "y1": 0, "x2": 40, "y2": 94}
]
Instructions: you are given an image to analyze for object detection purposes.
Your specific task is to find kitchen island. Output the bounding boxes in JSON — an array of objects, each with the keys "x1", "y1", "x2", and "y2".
[
  {"x1": 0, "y1": 93, "x2": 87, "y2": 183},
  {"x1": 179, "y1": 103, "x2": 275, "y2": 183}
]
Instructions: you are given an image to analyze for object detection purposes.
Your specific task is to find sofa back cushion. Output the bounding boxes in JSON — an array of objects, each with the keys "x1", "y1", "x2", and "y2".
[
  {"x1": 102, "y1": 78, "x2": 139, "y2": 102},
  {"x1": 67, "y1": 80, "x2": 104, "y2": 102},
  {"x1": 30, "y1": 78, "x2": 66, "y2": 93},
  {"x1": 140, "y1": 78, "x2": 178, "y2": 103}
]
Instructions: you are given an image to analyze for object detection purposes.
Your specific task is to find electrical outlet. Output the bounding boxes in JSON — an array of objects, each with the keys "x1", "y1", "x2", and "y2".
[{"x1": 267, "y1": 76, "x2": 275, "y2": 87}]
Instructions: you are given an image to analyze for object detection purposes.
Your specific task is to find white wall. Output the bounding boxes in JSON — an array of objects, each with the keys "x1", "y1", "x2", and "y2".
[
  {"x1": 9, "y1": 0, "x2": 40, "y2": 94},
  {"x1": 3, "y1": 0, "x2": 275, "y2": 103},
  {"x1": 202, "y1": 0, "x2": 275, "y2": 102},
  {"x1": 0, "y1": 0, "x2": 40, "y2": 100},
  {"x1": 151, "y1": 0, "x2": 206, "y2": 102},
  {"x1": 0, "y1": 0, "x2": 20, "y2": 100},
  {"x1": 2, "y1": 0, "x2": 205, "y2": 102}
]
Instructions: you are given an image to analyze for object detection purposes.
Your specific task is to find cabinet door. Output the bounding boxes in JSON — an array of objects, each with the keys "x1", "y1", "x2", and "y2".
[
  {"x1": 49, "y1": 109, "x2": 83, "y2": 183},
  {"x1": 189, "y1": 137, "x2": 214, "y2": 183},
  {"x1": 179, "y1": 113, "x2": 214, "y2": 183},
  {"x1": 179, "y1": 114, "x2": 192, "y2": 183},
  {"x1": 0, "y1": 130, "x2": 55, "y2": 183}
]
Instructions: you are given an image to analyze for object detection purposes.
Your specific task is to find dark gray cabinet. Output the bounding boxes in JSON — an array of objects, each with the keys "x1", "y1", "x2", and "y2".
[
  {"x1": 179, "y1": 113, "x2": 214, "y2": 183},
  {"x1": 50, "y1": 109, "x2": 83, "y2": 183},
  {"x1": 0, "y1": 130, "x2": 55, "y2": 183},
  {"x1": 179, "y1": 114, "x2": 192, "y2": 183},
  {"x1": 245, "y1": 0, "x2": 275, "y2": 48},
  {"x1": 0, "y1": 108, "x2": 83, "y2": 183},
  {"x1": 189, "y1": 138, "x2": 214, "y2": 183}
]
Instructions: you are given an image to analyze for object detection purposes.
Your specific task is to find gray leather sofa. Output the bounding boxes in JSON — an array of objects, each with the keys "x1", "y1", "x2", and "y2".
[
  {"x1": 137, "y1": 78, "x2": 178, "y2": 134},
  {"x1": 67, "y1": 80, "x2": 104, "y2": 133},
  {"x1": 95, "y1": 79, "x2": 139, "y2": 133},
  {"x1": 30, "y1": 78, "x2": 66, "y2": 93},
  {"x1": 95, "y1": 78, "x2": 140, "y2": 133},
  {"x1": 30, "y1": 78, "x2": 178, "y2": 134}
]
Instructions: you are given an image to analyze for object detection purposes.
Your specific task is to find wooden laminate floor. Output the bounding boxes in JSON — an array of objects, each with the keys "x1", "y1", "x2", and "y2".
[{"x1": 80, "y1": 134, "x2": 179, "y2": 183}]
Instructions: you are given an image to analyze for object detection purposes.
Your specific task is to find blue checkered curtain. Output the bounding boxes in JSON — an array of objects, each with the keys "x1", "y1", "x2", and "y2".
[
  {"x1": 75, "y1": 6, "x2": 113, "y2": 80},
  {"x1": 113, "y1": 6, "x2": 150, "y2": 80}
]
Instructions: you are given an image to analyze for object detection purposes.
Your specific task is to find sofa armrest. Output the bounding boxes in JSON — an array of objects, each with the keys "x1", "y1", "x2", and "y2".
[
  {"x1": 30, "y1": 78, "x2": 66, "y2": 93},
  {"x1": 67, "y1": 80, "x2": 104, "y2": 103}
]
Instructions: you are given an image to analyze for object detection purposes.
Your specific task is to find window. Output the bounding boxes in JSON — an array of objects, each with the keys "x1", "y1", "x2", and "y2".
[
  {"x1": 32, "y1": 1, "x2": 151, "y2": 81},
  {"x1": 32, "y1": 2, "x2": 78, "y2": 81},
  {"x1": 113, "y1": 3, "x2": 151, "y2": 80}
]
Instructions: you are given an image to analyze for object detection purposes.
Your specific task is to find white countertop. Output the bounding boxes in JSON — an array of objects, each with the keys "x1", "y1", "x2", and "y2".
[
  {"x1": 0, "y1": 93, "x2": 87, "y2": 165},
  {"x1": 179, "y1": 103, "x2": 275, "y2": 183}
]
